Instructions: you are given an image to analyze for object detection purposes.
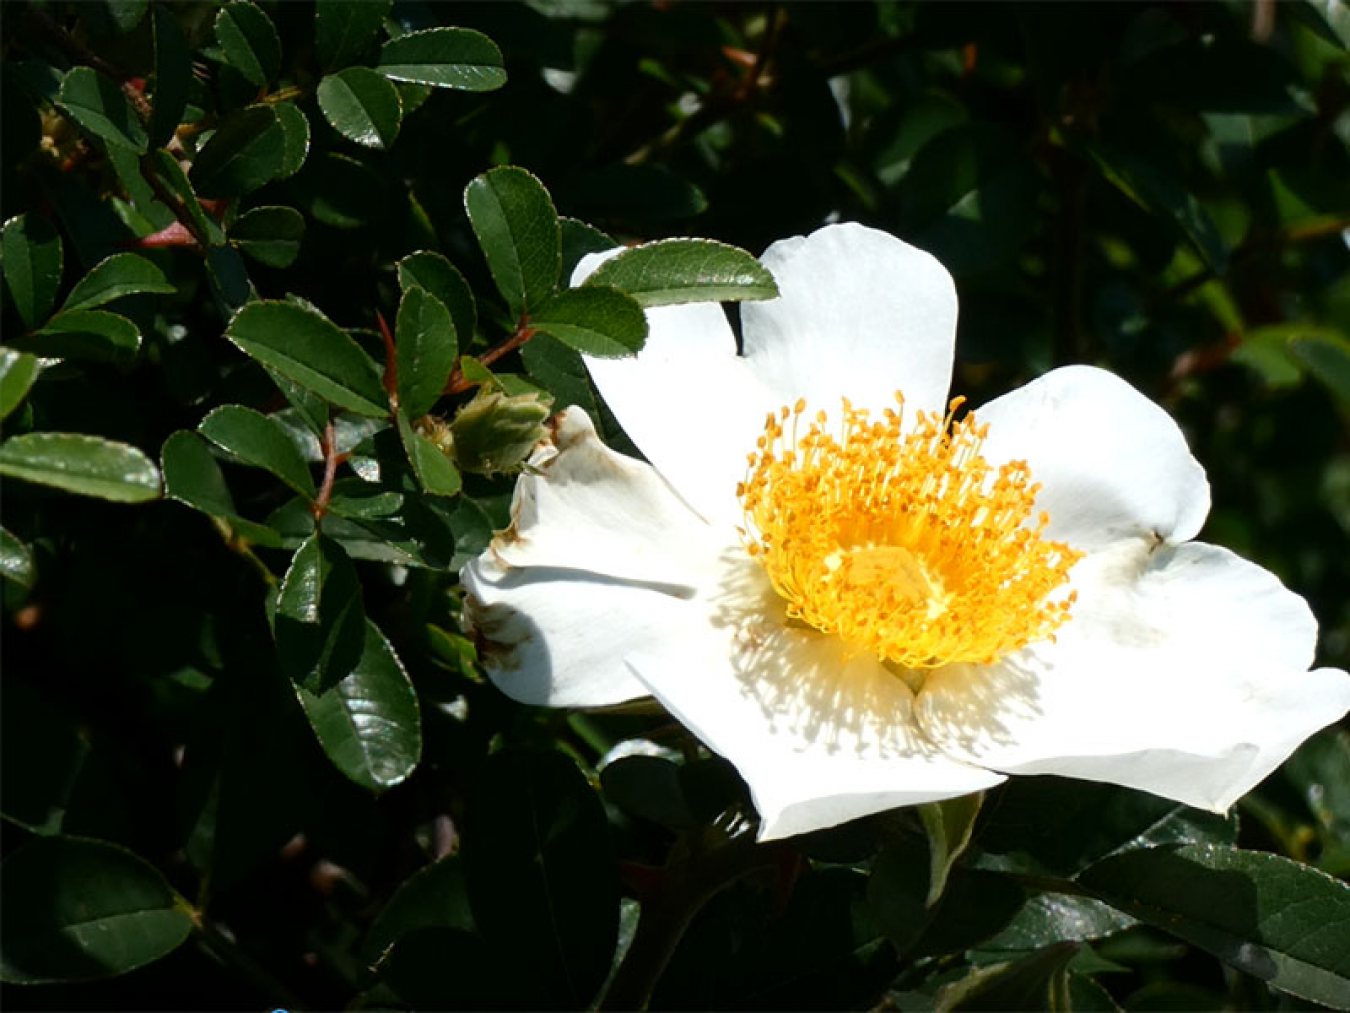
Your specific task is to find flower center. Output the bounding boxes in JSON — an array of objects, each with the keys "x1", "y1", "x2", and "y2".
[{"x1": 737, "y1": 393, "x2": 1082, "y2": 669}]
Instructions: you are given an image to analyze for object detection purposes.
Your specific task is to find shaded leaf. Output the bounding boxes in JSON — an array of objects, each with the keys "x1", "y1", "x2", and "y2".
[
  {"x1": 1080, "y1": 843, "x2": 1350, "y2": 1007},
  {"x1": 13, "y1": 309, "x2": 140, "y2": 365},
  {"x1": 397, "y1": 250, "x2": 476, "y2": 346},
  {"x1": 316, "y1": 0, "x2": 393, "y2": 70},
  {"x1": 531, "y1": 285, "x2": 647, "y2": 358},
  {"x1": 160, "y1": 431, "x2": 283, "y2": 545},
  {"x1": 0, "y1": 836, "x2": 192, "y2": 984},
  {"x1": 317, "y1": 67, "x2": 402, "y2": 150},
  {"x1": 275, "y1": 533, "x2": 366, "y2": 692},
  {"x1": 396, "y1": 286, "x2": 457, "y2": 417},
  {"x1": 464, "y1": 166, "x2": 560, "y2": 317},
  {"x1": 56, "y1": 67, "x2": 147, "y2": 152},
  {"x1": 198, "y1": 405, "x2": 317, "y2": 498},
  {"x1": 190, "y1": 105, "x2": 288, "y2": 199},
  {"x1": 0, "y1": 526, "x2": 35, "y2": 589},
  {"x1": 585, "y1": 238, "x2": 778, "y2": 306},
  {"x1": 226, "y1": 300, "x2": 388, "y2": 417},
  {"x1": 296, "y1": 621, "x2": 422, "y2": 792},
  {"x1": 104, "y1": 0, "x2": 148, "y2": 32},
  {"x1": 229, "y1": 205, "x2": 304, "y2": 268},
  {"x1": 147, "y1": 150, "x2": 226, "y2": 246},
  {"x1": 363, "y1": 855, "x2": 473, "y2": 963},
  {"x1": 273, "y1": 102, "x2": 311, "y2": 177},
  {"x1": 378, "y1": 27, "x2": 507, "y2": 91},
  {"x1": 600, "y1": 755, "x2": 696, "y2": 830},
  {"x1": 61, "y1": 253, "x2": 174, "y2": 311},
  {"x1": 919, "y1": 792, "x2": 983, "y2": 907},
  {"x1": 0, "y1": 432, "x2": 160, "y2": 503},
  {"x1": 980, "y1": 893, "x2": 1135, "y2": 955},
  {"x1": 2, "y1": 212, "x2": 63, "y2": 329},
  {"x1": 213, "y1": 1, "x2": 281, "y2": 88},
  {"x1": 149, "y1": 6, "x2": 190, "y2": 147}
]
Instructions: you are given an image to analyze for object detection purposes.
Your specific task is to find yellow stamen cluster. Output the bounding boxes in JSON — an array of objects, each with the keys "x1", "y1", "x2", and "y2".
[{"x1": 737, "y1": 394, "x2": 1082, "y2": 669}]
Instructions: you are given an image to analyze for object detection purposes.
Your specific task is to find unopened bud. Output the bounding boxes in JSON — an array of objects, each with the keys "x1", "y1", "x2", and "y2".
[{"x1": 447, "y1": 389, "x2": 552, "y2": 476}]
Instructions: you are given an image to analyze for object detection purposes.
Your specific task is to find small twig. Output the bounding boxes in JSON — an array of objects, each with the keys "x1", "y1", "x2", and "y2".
[
  {"x1": 443, "y1": 321, "x2": 537, "y2": 395},
  {"x1": 27, "y1": 6, "x2": 153, "y2": 122},
  {"x1": 311, "y1": 421, "x2": 339, "y2": 521},
  {"x1": 377, "y1": 310, "x2": 399, "y2": 403}
]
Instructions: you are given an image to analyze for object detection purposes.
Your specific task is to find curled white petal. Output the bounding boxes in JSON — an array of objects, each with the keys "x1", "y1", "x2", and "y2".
[
  {"x1": 741, "y1": 222, "x2": 958, "y2": 418},
  {"x1": 975, "y1": 365, "x2": 1211, "y2": 550},
  {"x1": 915, "y1": 540, "x2": 1350, "y2": 811}
]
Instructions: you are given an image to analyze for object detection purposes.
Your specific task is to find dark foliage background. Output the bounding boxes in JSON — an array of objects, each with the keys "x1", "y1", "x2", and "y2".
[{"x1": 1, "y1": 1, "x2": 1348, "y2": 1010}]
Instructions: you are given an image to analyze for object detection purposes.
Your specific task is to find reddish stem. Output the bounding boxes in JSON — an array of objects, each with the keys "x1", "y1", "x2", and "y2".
[
  {"x1": 443, "y1": 321, "x2": 537, "y2": 396},
  {"x1": 311, "y1": 421, "x2": 339, "y2": 521},
  {"x1": 377, "y1": 310, "x2": 398, "y2": 402}
]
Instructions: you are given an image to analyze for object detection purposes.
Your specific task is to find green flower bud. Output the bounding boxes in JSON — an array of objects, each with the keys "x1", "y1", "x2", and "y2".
[{"x1": 447, "y1": 389, "x2": 552, "y2": 476}]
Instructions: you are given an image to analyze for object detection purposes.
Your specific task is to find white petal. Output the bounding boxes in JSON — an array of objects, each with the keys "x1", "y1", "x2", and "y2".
[
  {"x1": 490, "y1": 407, "x2": 719, "y2": 588},
  {"x1": 574, "y1": 251, "x2": 774, "y2": 525},
  {"x1": 915, "y1": 540, "x2": 1350, "y2": 812},
  {"x1": 462, "y1": 555, "x2": 700, "y2": 708},
  {"x1": 629, "y1": 555, "x2": 1003, "y2": 841},
  {"x1": 740, "y1": 222, "x2": 958, "y2": 418},
  {"x1": 975, "y1": 365, "x2": 1211, "y2": 551}
]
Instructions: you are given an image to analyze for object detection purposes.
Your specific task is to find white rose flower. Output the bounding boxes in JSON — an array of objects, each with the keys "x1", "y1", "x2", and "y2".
[{"x1": 462, "y1": 222, "x2": 1350, "y2": 841}]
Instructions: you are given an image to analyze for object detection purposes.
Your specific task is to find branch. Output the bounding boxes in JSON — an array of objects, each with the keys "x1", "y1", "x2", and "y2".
[
  {"x1": 443, "y1": 321, "x2": 537, "y2": 395},
  {"x1": 310, "y1": 421, "x2": 340, "y2": 521}
]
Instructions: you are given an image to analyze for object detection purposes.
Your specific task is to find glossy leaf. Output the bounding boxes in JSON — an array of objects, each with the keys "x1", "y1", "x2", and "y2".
[
  {"x1": 531, "y1": 286, "x2": 647, "y2": 358},
  {"x1": 296, "y1": 620, "x2": 422, "y2": 792},
  {"x1": 160, "y1": 431, "x2": 282, "y2": 545},
  {"x1": 15, "y1": 309, "x2": 141, "y2": 365},
  {"x1": 316, "y1": 0, "x2": 393, "y2": 70},
  {"x1": 1080, "y1": 843, "x2": 1350, "y2": 1007},
  {"x1": 0, "y1": 350, "x2": 40, "y2": 421},
  {"x1": 397, "y1": 413, "x2": 461, "y2": 497},
  {"x1": 229, "y1": 205, "x2": 304, "y2": 268},
  {"x1": 56, "y1": 67, "x2": 148, "y2": 152},
  {"x1": 0, "y1": 836, "x2": 192, "y2": 984},
  {"x1": 464, "y1": 749, "x2": 620, "y2": 1008},
  {"x1": 0, "y1": 432, "x2": 160, "y2": 503},
  {"x1": 149, "y1": 6, "x2": 190, "y2": 147},
  {"x1": 2, "y1": 213, "x2": 63, "y2": 329},
  {"x1": 273, "y1": 102, "x2": 311, "y2": 178},
  {"x1": 0, "y1": 526, "x2": 35, "y2": 589},
  {"x1": 396, "y1": 286, "x2": 457, "y2": 417},
  {"x1": 189, "y1": 105, "x2": 288, "y2": 199},
  {"x1": 463, "y1": 165, "x2": 560, "y2": 317},
  {"x1": 213, "y1": 1, "x2": 281, "y2": 88},
  {"x1": 317, "y1": 67, "x2": 402, "y2": 150},
  {"x1": 275, "y1": 533, "x2": 367, "y2": 692},
  {"x1": 199, "y1": 405, "x2": 317, "y2": 498},
  {"x1": 980, "y1": 892, "x2": 1135, "y2": 954},
  {"x1": 226, "y1": 300, "x2": 388, "y2": 417},
  {"x1": 377, "y1": 27, "x2": 507, "y2": 91},
  {"x1": 397, "y1": 250, "x2": 476, "y2": 349},
  {"x1": 325, "y1": 479, "x2": 402, "y2": 520},
  {"x1": 61, "y1": 253, "x2": 174, "y2": 311},
  {"x1": 585, "y1": 238, "x2": 779, "y2": 306}
]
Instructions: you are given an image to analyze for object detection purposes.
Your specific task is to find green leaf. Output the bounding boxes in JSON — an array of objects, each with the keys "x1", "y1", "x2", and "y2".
[
  {"x1": 275, "y1": 533, "x2": 366, "y2": 692},
  {"x1": 585, "y1": 237, "x2": 778, "y2": 306},
  {"x1": 934, "y1": 942, "x2": 1081, "y2": 1011},
  {"x1": 0, "y1": 350, "x2": 40, "y2": 421},
  {"x1": 325, "y1": 478, "x2": 402, "y2": 519},
  {"x1": 0, "y1": 432, "x2": 160, "y2": 503},
  {"x1": 397, "y1": 413, "x2": 461, "y2": 496},
  {"x1": 531, "y1": 286, "x2": 647, "y2": 358},
  {"x1": 273, "y1": 102, "x2": 311, "y2": 178},
  {"x1": 362, "y1": 855, "x2": 473, "y2": 963},
  {"x1": 11, "y1": 309, "x2": 141, "y2": 365},
  {"x1": 0, "y1": 836, "x2": 193, "y2": 984},
  {"x1": 226, "y1": 300, "x2": 388, "y2": 417},
  {"x1": 61, "y1": 252, "x2": 174, "y2": 311},
  {"x1": 560, "y1": 216, "x2": 615, "y2": 281},
  {"x1": 0, "y1": 526, "x2": 35, "y2": 589},
  {"x1": 204, "y1": 245, "x2": 255, "y2": 314},
  {"x1": 213, "y1": 0, "x2": 281, "y2": 88},
  {"x1": 464, "y1": 748, "x2": 620, "y2": 1008},
  {"x1": 105, "y1": 0, "x2": 149, "y2": 32},
  {"x1": 919, "y1": 792, "x2": 983, "y2": 907},
  {"x1": 229, "y1": 205, "x2": 304, "y2": 268},
  {"x1": 600, "y1": 755, "x2": 697, "y2": 830},
  {"x1": 149, "y1": 6, "x2": 191, "y2": 147},
  {"x1": 1080, "y1": 844, "x2": 1350, "y2": 1007},
  {"x1": 160, "y1": 431, "x2": 282, "y2": 545},
  {"x1": 377, "y1": 27, "x2": 507, "y2": 91},
  {"x1": 189, "y1": 105, "x2": 288, "y2": 199},
  {"x1": 199, "y1": 405, "x2": 317, "y2": 498},
  {"x1": 397, "y1": 250, "x2": 476, "y2": 349},
  {"x1": 317, "y1": 67, "x2": 402, "y2": 150},
  {"x1": 316, "y1": 0, "x2": 393, "y2": 70},
  {"x1": 464, "y1": 166, "x2": 561, "y2": 317},
  {"x1": 980, "y1": 892, "x2": 1135, "y2": 955},
  {"x1": 520, "y1": 333, "x2": 598, "y2": 415},
  {"x1": 396, "y1": 286, "x2": 457, "y2": 417},
  {"x1": 1288, "y1": 328, "x2": 1350, "y2": 407},
  {"x1": 296, "y1": 620, "x2": 422, "y2": 792},
  {"x1": 56, "y1": 67, "x2": 148, "y2": 153},
  {"x1": 2, "y1": 213, "x2": 63, "y2": 329}
]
